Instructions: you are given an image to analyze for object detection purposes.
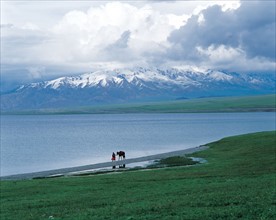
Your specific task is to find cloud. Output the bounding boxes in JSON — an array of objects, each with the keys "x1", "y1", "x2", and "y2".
[
  {"x1": 167, "y1": 0, "x2": 275, "y2": 71},
  {"x1": 1, "y1": 24, "x2": 50, "y2": 67},
  {"x1": 110, "y1": 30, "x2": 131, "y2": 49},
  {"x1": 28, "y1": 2, "x2": 178, "y2": 68},
  {"x1": 31, "y1": 4, "x2": 149, "y2": 60},
  {"x1": 1, "y1": 23, "x2": 14, "y2": 29},
  {"x1": 197, "y1": 45, "x2": 244, "y2": 64},
  {"x1": 1, "y1": 1, "x2": 185, "y2": 89},
  {"x1": 196, "y1": 45, "x2": 275, "y2": 72},
  {"x1": 1, "y1": 0, "x2": 275, "y2": 91}
]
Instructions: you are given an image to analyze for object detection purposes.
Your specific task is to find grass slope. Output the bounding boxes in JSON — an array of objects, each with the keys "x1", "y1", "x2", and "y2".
[
  {"x1": 1, "y1": 131, "x2": 275, "y2": 219},
  {"x1": 3, "y1": 94, "x2": 276, "y2": 114},
  {"x1": 109, "y1": 94, "x2": 276, "y2": 114}
]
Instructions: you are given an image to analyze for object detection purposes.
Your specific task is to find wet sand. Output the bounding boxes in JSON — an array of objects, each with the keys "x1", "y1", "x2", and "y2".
[{"x1": 0, "y1": 145, "x2": 208, "y2": 180}]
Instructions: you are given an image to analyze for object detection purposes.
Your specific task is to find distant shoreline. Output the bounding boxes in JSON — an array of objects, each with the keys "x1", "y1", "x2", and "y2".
[
  {"x1": 0, "y1": 145, "x2": 208, "y2": 181},
  {"x1": 1, "y1": 94, "x2": 275, "y2": 115}
]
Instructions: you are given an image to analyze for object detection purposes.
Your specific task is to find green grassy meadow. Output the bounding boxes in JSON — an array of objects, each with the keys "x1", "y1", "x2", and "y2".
[
  {"x1": 1, "y1": 131, "x2": 275, "y2": 219},
  {"x1": 4, "y1": 94, "x2": 276, "y2": 114}
]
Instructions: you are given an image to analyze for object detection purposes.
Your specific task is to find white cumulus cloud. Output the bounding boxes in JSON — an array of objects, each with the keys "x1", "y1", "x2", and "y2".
[{"x1": 0, "y1": 0, "x2": 275, "y2": 89}]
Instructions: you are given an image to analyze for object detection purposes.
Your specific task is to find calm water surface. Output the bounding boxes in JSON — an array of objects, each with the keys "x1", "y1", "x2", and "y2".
[{"x1": 1, "y1": 113, "x2": 275, "y2": 176}]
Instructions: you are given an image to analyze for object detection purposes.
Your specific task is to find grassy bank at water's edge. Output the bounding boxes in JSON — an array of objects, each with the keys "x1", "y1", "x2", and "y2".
[
  {"x1": 2, "y1": 94, "x2": 275, "y2": 114},
  {"x1": 1, "y1": 131, "x2": 275, "y2": 219}
]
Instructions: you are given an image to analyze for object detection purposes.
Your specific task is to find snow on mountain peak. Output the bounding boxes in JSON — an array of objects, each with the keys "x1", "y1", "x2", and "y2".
[
  {"x1": 7, "y1": 67, "x2": 275, "y2": 111},
  {"x1": 172, "y1": 65, "x2": 209, "y2": 74},
  {"x1": 18, "y1": 67, "x2": 239, "y2": 91},
  {"x1": 208, "y1": 71, "x2": 233, "y2": 81}
]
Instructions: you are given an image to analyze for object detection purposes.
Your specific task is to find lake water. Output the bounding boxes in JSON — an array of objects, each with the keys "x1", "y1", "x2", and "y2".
[{"x1": 1, "y1": 113, "x2": 275, "y2": 176}]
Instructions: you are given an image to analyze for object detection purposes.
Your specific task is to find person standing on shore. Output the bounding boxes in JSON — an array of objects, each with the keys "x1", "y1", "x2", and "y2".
[{"x1": 111, "y1": 152, "x2": 116, "y2": 169}]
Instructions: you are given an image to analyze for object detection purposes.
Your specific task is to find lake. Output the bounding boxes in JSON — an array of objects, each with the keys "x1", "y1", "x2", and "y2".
[{"x1": 1, "y1": 113, "x2": 275, "y2": 176}]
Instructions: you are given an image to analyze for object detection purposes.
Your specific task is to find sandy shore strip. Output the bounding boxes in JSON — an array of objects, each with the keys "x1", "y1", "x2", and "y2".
[{"x1": 0, "y1": 145, "x2": 208, "y2": 181}]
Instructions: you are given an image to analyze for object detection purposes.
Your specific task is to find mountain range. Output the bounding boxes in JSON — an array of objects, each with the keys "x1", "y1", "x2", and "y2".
[{"x1": 1, "y1": 67, "x2": 275, "y2": 111}]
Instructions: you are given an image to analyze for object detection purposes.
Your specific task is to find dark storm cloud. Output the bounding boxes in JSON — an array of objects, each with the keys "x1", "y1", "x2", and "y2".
[
  {"x1": 103, "y1": 30, "x2": 134, "y2": 62},
  {"x1": 236, "y1": 1, "x2": 276, "y2": 59},
  {"x1": 108, "y1": 30, "x2": 131, "y2": 50},
  {"x1": 168, "y1": 0, "x2": 276, "y2": 61}
]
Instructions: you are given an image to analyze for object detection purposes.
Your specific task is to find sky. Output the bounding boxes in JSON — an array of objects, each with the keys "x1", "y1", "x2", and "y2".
[{"x1": 1, "y1": 0, "x2": 275, "y2": 90}]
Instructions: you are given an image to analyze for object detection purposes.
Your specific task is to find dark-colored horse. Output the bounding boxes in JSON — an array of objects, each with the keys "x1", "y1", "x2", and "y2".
[{"x1": 117, "y1": 151, "x2": 125, "y2": 160}]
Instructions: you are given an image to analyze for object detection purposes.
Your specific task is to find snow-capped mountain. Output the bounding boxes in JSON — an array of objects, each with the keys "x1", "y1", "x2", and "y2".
[
  {"x1": 1, "y1": 67, "x2": 275, "y2": 110},
  {"x1": 17, "y1": 67, "x2": 236, "y2": 90}
]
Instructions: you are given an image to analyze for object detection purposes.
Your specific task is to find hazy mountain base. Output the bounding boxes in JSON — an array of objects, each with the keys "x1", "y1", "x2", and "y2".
[{"x1": 2, "y1": 94, "x2": 275, "y2": 114}]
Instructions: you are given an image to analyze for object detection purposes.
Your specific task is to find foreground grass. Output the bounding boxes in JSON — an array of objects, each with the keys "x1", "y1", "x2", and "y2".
[
  {"x1": 1, "y1": 131, "x2": 275, "y2": 219},
  {"x1": 3, "y1": 94, "x2": 276, "y2": 114}
]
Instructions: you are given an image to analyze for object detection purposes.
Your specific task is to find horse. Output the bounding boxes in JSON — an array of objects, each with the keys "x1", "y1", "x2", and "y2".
[{"x1": 117, "y1": 151, "x2": 125, "y2": 160}]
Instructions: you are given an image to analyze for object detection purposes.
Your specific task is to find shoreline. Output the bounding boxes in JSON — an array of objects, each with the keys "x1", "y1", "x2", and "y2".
[
  {"x1": 0, "y1": 145, "x2": 208, "y2": 181},
  {"x1": 1, "y1": 94, "x2": 275, "y2": 115}
]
